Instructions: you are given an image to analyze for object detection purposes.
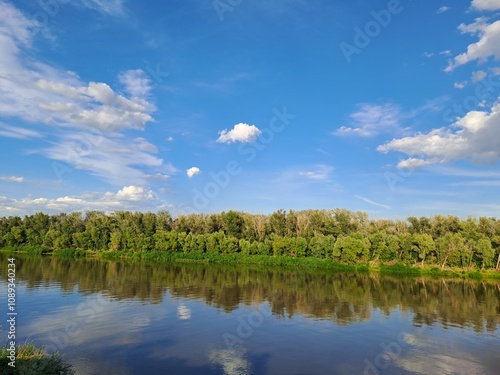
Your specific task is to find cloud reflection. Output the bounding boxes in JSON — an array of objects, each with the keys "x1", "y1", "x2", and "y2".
[{"x1": 208, "y1": 348, "x2": 251, "y2": 375}]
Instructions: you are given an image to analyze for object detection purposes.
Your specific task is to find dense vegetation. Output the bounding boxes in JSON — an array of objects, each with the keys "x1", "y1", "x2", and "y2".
[
  {"x1": 1, "y1": 209, "x2": 500, "y2": 271},
  {"x1": 0, "y1": 342, "x2": 74, "y2": 375}
]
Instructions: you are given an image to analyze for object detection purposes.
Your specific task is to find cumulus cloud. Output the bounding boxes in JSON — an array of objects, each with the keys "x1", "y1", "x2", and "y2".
[
  {"x1": 217, "y1": 123, "x2": 262, "y2": 143},
  {"x1": 378, "y1": 99, "x2": 500, "y2": 168},
  {"x1": 334, "y1": 104, "x2": 403, "y2": 137},
  {"x1": 471, "y1": 0, "x2": 500, "y2": 11},
  {"x1": 437, "y1": 6, "x2": 450, "y2": 13},
  {"x1": 445, "y1": 18, "x2": 500, "y2": 72},
  {"x1": 0, "y1": 176, "x2": 24, "y2": 183},
  {"x1": 114, "y1": 185, "x2": 155, "y2": 201},
  {"x1": 186, "y1": 167, "x2": 201, "y2": 178},
  {"x1": 0, "y1": 185, "x2": 165, "y2": 215},
  {"x1": 454, "y1": 81, "x2": 467, "y2": 89}
]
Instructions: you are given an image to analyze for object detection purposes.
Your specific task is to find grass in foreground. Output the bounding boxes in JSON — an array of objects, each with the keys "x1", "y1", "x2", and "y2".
[{"x1": 0, "y1": 342, "x2": 74, "y2": 375}]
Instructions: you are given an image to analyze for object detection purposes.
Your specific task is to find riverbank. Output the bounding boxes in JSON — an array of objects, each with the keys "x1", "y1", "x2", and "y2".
[
  {"x1": 0, "y1": 342, "x2": 74, "y2": 375},
  {"x1": 2, "y1": 247, "x2": 500, "y2": 281}
]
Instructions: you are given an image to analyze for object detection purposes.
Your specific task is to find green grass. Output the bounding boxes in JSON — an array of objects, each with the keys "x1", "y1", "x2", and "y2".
[
  {"x1": 0, "y1": 342, "x2": 74, "y2": 375},
  {"x1": 52, "y1": 248, "x2": 87, "y2": 259},
  {"x1": 379, "y1": 263, "x2": 422, "y2": 277},
  {"x1": 3, "y1": 247, "x2": 500, "y2": 280}
]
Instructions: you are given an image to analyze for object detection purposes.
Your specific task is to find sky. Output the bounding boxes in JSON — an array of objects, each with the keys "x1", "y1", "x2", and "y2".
[{"x1": 0, "y1": 0, "x2": 499, "y2": 219}]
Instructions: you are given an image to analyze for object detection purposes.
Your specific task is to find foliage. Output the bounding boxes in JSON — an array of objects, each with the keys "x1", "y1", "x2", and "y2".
[
  {"x1": 0, "y1": 342, "x2": 74, "y2": 375},
  {"x1": 1, "y1": 209, "x2": 499, "y2": 271}
]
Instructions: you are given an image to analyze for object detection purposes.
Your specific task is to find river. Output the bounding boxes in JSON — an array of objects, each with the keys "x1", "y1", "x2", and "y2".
[{"x1": 0, "y1": 253, "x2": 499, "y2": 375}]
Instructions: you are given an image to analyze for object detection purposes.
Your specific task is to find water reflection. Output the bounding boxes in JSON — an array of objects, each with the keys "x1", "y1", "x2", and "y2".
[
  {"x1": 3, "y1": 253, "x2": 499, "y2": 332},
  {"x1": 0, "y1": 253, "x2": 499, "y2": 374}
]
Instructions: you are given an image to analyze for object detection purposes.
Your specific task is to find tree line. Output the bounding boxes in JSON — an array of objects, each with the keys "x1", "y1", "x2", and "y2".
[{"x1": 1, "y1": 209, "x2": 500, "y2": 270}]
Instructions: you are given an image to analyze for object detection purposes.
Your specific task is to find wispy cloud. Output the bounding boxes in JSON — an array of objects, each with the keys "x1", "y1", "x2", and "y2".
[
  {"x1": 0, "y1": 2, "x2": 171, "y2": 186},
  {"x1": 355, "y1": 195, "x2": 391, "y2": 209},
  {"x1": 0, "y1": 123, "x2": 42, "y2": 139},
  {"x1": 43, "y1": 133, "x2": 166, "y2": 186},
  {"x1": 298, "y1": 164, "x2": 334, "y2": 182},
  {"x1": 0, "y1": 176, "x2": 24, "y2": 183},
  {"x1": 334, "y1": 104, "x2": 404, "y2": 137},
  {"x1": 195, "y1": 73, "x2": 253, "y2": 92},
  {"x1": 78, "y1": 0, "x2": 127, "y2": 16},
  {"x1": 437, "y1": 6, "x2": 450, "y2": 13}
]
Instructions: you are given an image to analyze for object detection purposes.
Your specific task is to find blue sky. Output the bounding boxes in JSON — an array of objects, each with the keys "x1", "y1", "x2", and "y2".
[{"x1": 0, "y1": 0, "x2": 499, "y2": 219}]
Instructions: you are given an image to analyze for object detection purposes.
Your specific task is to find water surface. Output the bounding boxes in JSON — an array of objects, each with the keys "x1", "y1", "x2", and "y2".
[{"x1": 0, "y1": 253, "x2": 499, "y2": 374}]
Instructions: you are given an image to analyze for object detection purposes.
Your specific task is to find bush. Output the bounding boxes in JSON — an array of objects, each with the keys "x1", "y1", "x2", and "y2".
[
  {"x1": 0, "y1": 342, "x2": 74, "y2": 375},
  {"x1": 468, "y1": 271, "x2": 482, "y2": 280}
]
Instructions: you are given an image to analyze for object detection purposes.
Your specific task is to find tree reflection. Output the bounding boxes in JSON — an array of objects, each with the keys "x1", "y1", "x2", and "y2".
[{"x1": 2, "y1": 253, "x2": 499, "y2": 332}]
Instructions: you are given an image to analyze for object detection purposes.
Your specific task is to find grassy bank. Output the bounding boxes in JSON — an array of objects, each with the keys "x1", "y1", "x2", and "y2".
[
  {"x1": 2, "y1": 247, "x2": 500, "y2": 280},
  {"x1": 97, "y1": 250, "x2": 499, "y2": 280},
  {"x1": 0, "y1": 342, "x2": 74, "y2": 375}
]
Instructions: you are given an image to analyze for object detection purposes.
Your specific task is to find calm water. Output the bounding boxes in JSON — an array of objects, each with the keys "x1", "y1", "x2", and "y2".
[{"x1": 0, "y1": 253, "x2": 499, "y2": 375}]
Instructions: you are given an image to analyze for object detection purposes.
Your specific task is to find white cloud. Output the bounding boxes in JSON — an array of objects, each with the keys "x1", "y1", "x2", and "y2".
[
  {"x1": 298, "y1": 164, "x2": 333, "y2": 181},
  {"x1": 43, "y1": 133, "x2": 165, "y2": 186},
  {"x1": 454, "y1": 81, "x2": 467, "y2": 89},
  {"x1": 145, "y1": 173, "x2": 170, "y2": 181},
  {"x1": 397, "y1": 158, "x2": 433, "y2": 170},
  {"x1": 471, "y1": 0, "x2": 500, "y2": 11},
  {"x1": 440, "y1": 50, "x2": 452, "y2": 56},
  {"x1": 445, "y1": 18, "x2": 500, "y2": 72},
  {"x1": 35, "y1": 79, "x2": 155, "y2": 132},
  {"x1": 0, "y1": 123, "x2": 42, "y2": 139},
  {"x1": 354, "y1": 195, "x2": 391, "y2": 209},
  {"x1": 437, "y1": 6, "x2": 450, "y2": 13},
  {"x1": 217, "y1": 123, "x2": 262, "y2": 143},
  {"x1": 114, "y1": 185, "x2": 155, "y2": 201},
  {"x1": 335, "y1": 104, "x2": 402, "y2": 137},
  {"x1": 0, "y1": 176, "x2": 24, "y2": 183},
  {"x1": 491, "y1": 67, "x2": 500, "y2": 75},
  {"x1": 378, "y1": 99, "x2": 500, "y2": 168},
  {"x1": 186, "y1": 167, "x2": 201, "y2": 178},
  {"x1": 0, "y1": 185, "x2": 165, "y2": 215},
  {"x1": 167, "y1": 136, "x2": 174, "y2": 142},
  {"x1": 119, "y1": 69, "x2": 152, "y2": 98},
  {"x1": 471, "y1": 70, "x2": 487, "y2": 82},
  {"x1": 134, "y1": 137, "x2": 158, "y2": 153},
  {"x1": 423, "y1": 52, "x2": 435, "y2": 58},
  {"x1": 0, "y1": 2, "x2": 169, "y2": 186}
]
